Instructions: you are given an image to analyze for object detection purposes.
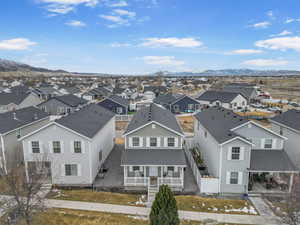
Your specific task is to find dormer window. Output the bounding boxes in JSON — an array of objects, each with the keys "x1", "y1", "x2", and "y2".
[{"x1": 152, "y1": 124, "x2": 156, "y2": 129}]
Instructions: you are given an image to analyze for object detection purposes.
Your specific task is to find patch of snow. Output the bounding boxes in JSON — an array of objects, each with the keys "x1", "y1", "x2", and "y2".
[
  {"x1": 224, "y1": 206, "x2": 258, "y2": 215},
  {"x1": 128, "y1": 215, "x2": 148, "y2": 220}
]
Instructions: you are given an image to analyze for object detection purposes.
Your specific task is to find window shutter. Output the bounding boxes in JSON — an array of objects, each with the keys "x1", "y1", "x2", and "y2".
[
  {"x1": 139, "y1": 137, "x2": 143, "y2": 147},
  {"x1": 61, "y1": 164, "x2": 65, "y2": 176},
  {"x1": 129, "y1": 137, "x2": 133, "y2": 148},
  {"x1": 273, "y1": 139, "x2": 277, "y2": 149},
  {"x1": 49, "y1": 141, "x2": 53, "y2": 154},
  {"x1": 240, "y1": 147, "x2": 244, "y2": 160},
  {"x1": 261, "y1": 138, "x2": 265, "y2": 148},
  {"x1": 157, "y1": 137, "x2": 161, "y2": 147},
  {"x1": 28, "y1": 141, "x2": 32, "y2": 154},
  {"x1": 164, "y1": 137, "x2": 168, "y2": 147},
  {"x1": 82, "y1": 141, "x2": 85, "y2": 153},
  {"x1": 70, "y1": 141, "x2": 74, "y2": 153},
  {"x1": 129, "y1": 166, "x2": 133, "y2": 172},
  {"x1": 226, "y1": 172, "x2": 231, "y2": 184},
  {"x1": 40, "y1": 141, "x2": 43, "y2": 154},
  {"x1": 146, "y1": 137, "x2": 150, "y2": 147},
  {"x1": 174, "y1": 137, "x2": 178, "y2": 148},
  {"x1": 78, "y1": 164, "x2": 82, "y2": 176},
  {"x1": 61, "y1": 141, "x2": 64, "y2": 153},
  {"x1": 227, "y1": 148, "x2": 232, "y2": 160},
  {"x1": 238, "y1": 172, "x2": 243, "y2": 185}
]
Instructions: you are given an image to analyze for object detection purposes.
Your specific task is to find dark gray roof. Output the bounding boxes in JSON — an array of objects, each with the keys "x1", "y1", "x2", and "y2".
[
  {"x1": 154, "y1": 93, "x2": 180, "y2": 105},
  {"x1": 0, "y1": 106, "x2": 49, "y2": 134},
  {"x1": 53, "y1": 94, "x2": 87, "y2": 107},
  {"x1": 121, "y1": 149, "x2": 186, "y2": 166},
  {"x1": 143, "y1": 86, "x2": 167, "y2": 94},
  {"x1": 194, "y1": 107, "x2": 249, "y2": 143},
  {"x1": 250, "y1": 150, "x2": 297, "y2": 171},
  {"x1": 108, "y1": 95, "x2": 129, "y2": 107},
  {"x1": 225, "y1": 83, "x2": 255, "y2": 88},
  {"x1": 62, "y1": 86, "x2": 81, "y2": 94},
  {"x1": 0, "y1": 92, "x2": 30, "y2": 105},
  {"x1": 56, "y1": 104, "x2": 114, "y2": 139},
  {"x1": 222, "y1": 87, "x2": 255, "y2": 99},
  {"x1": 271, "y1": 109, "x2": 300, "y2": 132},
  {"x1": 197, "y1": 90, "x2": 241, "y2": 103},
  {"x1": 85, "y1": 87, "x2": 112, "y2": 97},
  {"x1": 124, "y1": 103, "x2": 183, "y2": 135}
]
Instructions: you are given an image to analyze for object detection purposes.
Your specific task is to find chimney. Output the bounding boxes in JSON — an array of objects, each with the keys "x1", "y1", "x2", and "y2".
[{"x1": 13, "y1": 112, "x2": 17, "y2": 120}]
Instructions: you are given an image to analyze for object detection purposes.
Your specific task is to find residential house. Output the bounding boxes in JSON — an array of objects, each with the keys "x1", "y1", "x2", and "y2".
[
  {"x1": 38, "y1": 94, "x2": 88, "y2": 115},
  {"x1": 82, "y1": 87, "x2": 112, "y2": 101},
  {"x1": 21, "y1": 104, "x2": 115, "y2": 186},
  {"x1": 222, "y1": 83, "x2": 259, "y2": 103},
  {"x1": 98, "y1": 95, "x2": 130, "y2": 115},
  {"x1": 143, "y1": 86, "x2": 168, "y2": 97},
  {"x1": 197, "y1": 90, "x2": 248, "y2": 110},
  {"x1": 0, "y1": 107, "x2": 50, "y2": 171},
  {"x1": 270, "y1": 109, "x2": 300, "y2": 169},
  {"x1": 154, "y1": 93, "x2": 201, "y2": 114},
  {"x1": 121, "y1": 103, "x2": 186, "y2": 191},
  {"x1": 193, "y1": 107, "x2": 297, "y2": 194},
  {"x1": 34, "y1": 86, "x2": 62, "y2": 100}
]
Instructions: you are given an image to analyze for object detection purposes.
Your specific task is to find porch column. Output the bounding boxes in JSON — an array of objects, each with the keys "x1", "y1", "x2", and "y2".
[
  {"x1": 289, "y1": 173, "x2": 294, "y2": 193},
  {"x1": 144, "y1": 166, "x2": 146, "y2": 186},
  {"x1": 124, "y1": 166, "x2": 127, "y2": 186},
  {"x1": 182, "y1": 167, "x2": 184, "y2": 187}
]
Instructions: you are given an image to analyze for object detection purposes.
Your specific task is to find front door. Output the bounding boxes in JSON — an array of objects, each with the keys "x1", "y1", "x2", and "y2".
[{"x1": 149, "y1": 166, "x2": 158, "y2": 186}]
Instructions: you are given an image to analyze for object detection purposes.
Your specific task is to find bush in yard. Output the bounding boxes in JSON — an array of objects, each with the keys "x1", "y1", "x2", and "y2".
[{"x1": 149, "y1": 185, "x2": 179, "y2": 225}]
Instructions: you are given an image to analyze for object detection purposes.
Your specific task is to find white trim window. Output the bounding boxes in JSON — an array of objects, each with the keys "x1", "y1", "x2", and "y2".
[
  {"x1": 74, "y1": 141, "x2": 82, "y2": 153},
  {"x1": 116, "y1": 107, "x2": 123, "y2": 114},
  {"x1": 231, "y1": 147, "x2": 240, "y2": 160},
  {"x1": 188, "y1": 104, "x2": 194, "y2": 110},
  {"x1": 150, "y1": 137, "x2": 158, "y2": 147},
  {"x1": 65, "y1": 164, "x2": 78, "y2": 176},
  {"x1": 52, "y1": 141, "x2": 61, "y2": 153},
  {"x1": 31, "y1": 141, "x2": 40, "y2": 153},
  {"x1": 264, "y1": 139, "x2": 273, "y2": 149},
  {"x1": 226, "y1": 171, "x2": 243, "y2": 185},
  {"x1": 132, "y1": 137, "x2": 140, "y2": 147},
  {"x1": 167, "y1": 137, "x2": 175, "y2": 147}
]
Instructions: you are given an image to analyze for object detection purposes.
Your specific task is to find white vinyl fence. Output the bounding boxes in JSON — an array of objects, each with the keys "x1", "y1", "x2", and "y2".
[{"x1": 115, "y1": 115, "x2": 133, "y2": 121}]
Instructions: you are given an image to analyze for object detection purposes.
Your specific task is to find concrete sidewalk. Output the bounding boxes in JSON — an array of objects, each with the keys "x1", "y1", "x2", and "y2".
[
  {"x1": 249, "y1": 197, "x2": 275, "y2": 217},
  {"x1": 46, "y1": 199, "x2": 281, "y2": 225}
]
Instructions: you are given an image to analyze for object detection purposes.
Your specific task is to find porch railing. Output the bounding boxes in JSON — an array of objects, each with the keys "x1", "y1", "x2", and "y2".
[
  {"x1": 124, "y1": 177, "x2": 148, "y2": 186},
  {"x1": 158, "y1": 177, "x2": 183, "y2": 187},
  {"x1": 124, "y1": 177, "x2": 183, "y2": 187}
]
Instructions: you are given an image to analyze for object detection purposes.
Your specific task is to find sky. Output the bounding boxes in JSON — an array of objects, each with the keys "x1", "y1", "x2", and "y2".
[{"x1": 1, "y1": 0, "x2": 300, "y2": 74}]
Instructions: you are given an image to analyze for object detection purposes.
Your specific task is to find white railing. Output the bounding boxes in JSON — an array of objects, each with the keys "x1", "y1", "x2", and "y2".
[
  {"x1": 158, "y1": 177, "x2": 183, "y2": 187},
  {"x1": 124, "y1": 177, "x2": 148, "y2": 186},
  {"x1": 115, "y1": 115, "x2": 133, "y2": 121}
]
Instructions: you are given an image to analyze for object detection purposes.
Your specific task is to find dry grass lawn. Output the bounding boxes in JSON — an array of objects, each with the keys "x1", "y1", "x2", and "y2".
[
  {"x1": 115, "y1": 137, "x2": 125, "y2": 144},
  {"x1": 0, "y1": 209, "x2": 250, "y2": 225},
  {"x1": 177, "y1": 115, "x2": 195, "y2": 133},
  {"x1": 116, "y1": 121, "x2": 128, "y2": 131}
]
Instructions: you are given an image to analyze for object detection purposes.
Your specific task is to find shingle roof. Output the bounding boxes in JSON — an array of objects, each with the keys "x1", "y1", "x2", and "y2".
[
  {"x1": 124, "y1": 103, "x2": 183, "y2": 135},
  {"x1": 121, "y1": 149, "x2": 186, "y2": 166},
  {"x1": 197, "y1": 90, "x2": 241, "y2": 103},
  {"x1": 250, "y1": 150, "x2": 297, "y2": 171},
  {"x1": 108, "y1": 95, "x2": 129, "y2": 107},
  {"x1": 154, "y1": 93, "x2": 180, "y2": 105},
  {"x1": 194, "y1": 107, "x2": 249, "y2": 143},
  {"x1": 0, "y1": 106, "x2": 49, "y2": 134},
  {"x1": 222, "y1": 87, "x2": 255, "y2": 99},
  {"x1": 53, "y1": 94, "x2": 87, "y2": 107},
  {"x1": 0, "y1": 92, "x2": 30, "y2": 105},
  {"x1": 271, "y1": 109, "x2": 300, "y2": 132},
  {"x1": 143, "y1": 86, "x2": 167, "y2": 94},
  {"x1": 56, "y1": 104, "x2": 115, "y2": 139}
]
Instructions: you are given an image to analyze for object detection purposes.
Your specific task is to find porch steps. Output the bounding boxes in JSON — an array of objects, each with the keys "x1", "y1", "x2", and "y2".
[{"x1": 147, "y1": 186, "x2": 159, "y2": 206}]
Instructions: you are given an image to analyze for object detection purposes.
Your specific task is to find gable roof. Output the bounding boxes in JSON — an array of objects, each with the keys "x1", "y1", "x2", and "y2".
[
  {"x1": 194, "y1": 107, "x2": 249, "y2": 144},
  {"x1": 154, "y1": 93, "x2": 178, "y2": 105},
  {"x1": 51, "y1": 94, "x2": 87, "y2": 107},
  {"x1": 56, "y1": 104, "x2": 115, "y2": 139},
  {"x1": 222, "y1": 87, "x2": 255, "y2": 99},
  {"x1": 143, "y1": 86, "x2": 167, "y2": 94},
  {"x1": 0, "y1": 106, "x2": 49, "y2": 134},
  {"x1": 270, "y1": 109, "x2": 300, "y2": 132},
  {"x1": 0, "y1": 92, "x2": 30, "y2": 105},
  {"x1": 108, "y1": 95, "x2": 129, "y2": 107},
  {"x1": 124, "y1": 103, "x2": 183, "y2": 136},
  {"x1": 197, "y1": 90, "x2": 243, "y2": 103}
]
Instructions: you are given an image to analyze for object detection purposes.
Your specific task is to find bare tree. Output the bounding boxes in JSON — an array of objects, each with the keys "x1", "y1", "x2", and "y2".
[{"x1": 0, "y1": 152, "x2": 50, "y2": 225}]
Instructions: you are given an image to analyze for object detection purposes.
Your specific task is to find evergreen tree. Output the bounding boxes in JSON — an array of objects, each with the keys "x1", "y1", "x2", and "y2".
[{"x1": 149, "y1": 185, "x2": 180, "y2": 225}]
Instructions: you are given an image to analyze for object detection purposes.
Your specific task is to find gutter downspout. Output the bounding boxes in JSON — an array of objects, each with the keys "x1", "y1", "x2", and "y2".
[{"x1": 218, "y1": 144, "x2": 223, "y2": 194}]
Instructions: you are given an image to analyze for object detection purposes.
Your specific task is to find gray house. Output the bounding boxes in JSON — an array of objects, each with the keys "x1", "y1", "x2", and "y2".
[
  {"x1": 21, "y1": 104, "x2": 115, "y2": 187},
  {"x1": 193, "y1": 107, "x2": 297, "y2": 194},
  {"x1": 38, "y1": 94, "x2": 88, "y2": 115},
  {"x1": 0, "y1": 106, "x2": 50, "y2": 172},
  {"x1": 270, "y1": 109, "x2": 300, "y2": 169},
  {"x1": 122, "y1": 103, "x2": 186, "y2": 193}
]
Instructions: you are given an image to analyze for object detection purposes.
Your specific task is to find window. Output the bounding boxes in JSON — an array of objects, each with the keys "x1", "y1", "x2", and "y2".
[
  {"x1": 280, "y1": 127, "x2": 283, "y2": 135},
  {"x1": 173, "y1": 105, "x2": 179, "y2": 112},
  {"x1": 132, "y1": 137, "x2": 140, "y2": 147},
  {"x1": 264, "y1": 139, "x2": 273, "y2": 149},
  {"x1": 67, "y1": 108, "x2": 71, "y2": 113},
  {"x1": 16, "y1": 129, "x2": 21, "y2": 138},
  {"x1": 65, "y1": 164, "x2": 77, "y2": 176},
  {"x1": 150, "y1": 137, "x2": 157, "y2": 147},
  {"x1": 231, "y1": 147, "x2": 240, "y2": 160},
  {"x1": 188, "y1": 104, "x2": 194, "y2": 110},
  {"x1": 230, "y1": 172, "x2": 239, "y2": 184},
  {"x1": 167, "y1": 137, "x2": 175, "y2": 147},
  {"x1": 99, "y1": 151, "x2": 102, "y2": 161},
  {"x1": 74, "y1": 141, "x2": 81, "y2": 153},
  {"x1": 53, "y1": 141, "x2": 61, "y2": 153},
  {"x1": 117, "y1": 107, "x2": 123, "y2": 114},
  {"x1": 152, "y1": 124, "x2": 156, "y2": 129},
  {"x1": 167, "y1": 166, "x2": 174, "y2": 172},
  {"x1": 31, "y1": 141, "x2": 40, "y2": 153},
  {"x1": 133, "y1": 166, "x2": 140, "y2": 171}
]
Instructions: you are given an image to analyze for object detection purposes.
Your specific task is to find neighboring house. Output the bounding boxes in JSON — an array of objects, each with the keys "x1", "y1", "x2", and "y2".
[
  {"x1": 21, "y1": 104, "x2": 115, "y2": 186},
  {"x1": 197, "y1": 90, "x2": 248, "y2": 110},
  {"x1": 0, "y1": 91, "x2": 42, "y2": 113},
  {"x1": 38, "y1": 94, "x2": 88, "y2": 115},
  {"x1": 121, "y1": 103, "x2": 186, "y2": 191},
  {"x1": 270, "y1": 109, "x2": 300, "y2": 169},
  {"x1": 98, "y1": 95, "x2": 129, "y2": 115},
  {"x1": 223, "y1": 83, "x2": 259, "y2": 103},
  {"x1": 154, "y1": 93, "x2": 201, "y2": 114},
  {"x1": 143, "y1": 86, "x2": 168, "y2": 97},
  {"x1": 34, "y1": 86, "x2": 62, "y2": 100},
  {"x1": 0, "y1": 107, "x2": 50, "y2": 172},
  {"x1": 193, "y1": 107, "x2": 297, "y2": 194},
  {"x1": 82, "y1": 87, "x2": 112, "y2": 101},
  {"x1": 59, "y1": 86, "x2": 81, "y2": 96}
]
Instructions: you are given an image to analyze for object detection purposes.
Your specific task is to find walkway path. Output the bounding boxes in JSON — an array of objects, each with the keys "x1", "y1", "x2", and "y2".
[
  {"x1": 249, "y1": 196, "x2": 275, "y2": 216},
  {"x1": 46, "y1": 199, "x2": 281, "y2": 225}
]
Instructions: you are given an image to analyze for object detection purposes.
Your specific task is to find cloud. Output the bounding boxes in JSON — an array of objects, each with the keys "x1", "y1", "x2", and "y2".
[
  {"x1": 100, "y1": 14, "x2": 129, "y2": 26},
  {"x1": 108, "y1": 0, "x2": 128, "y2": 7},
  {"x1": 227, "y1": 49, "x2": 264, "y2": 55},
  {"x1": 270, "y1": 30, "x2": 292, "y2": 37},
  {"x1": 142, "y1": 56, "x2": 185, "y2": 66},
  {"x1": 285, "y1": 18, "x2": 300, "y2": 24},
  {"x1": 249, "y1": 21, "x2": 271, "y2": 29},
  {"x1": 141, "y1": 37, "x2": 203, "y2": 48},
  {"x1": 0, "y1": 38, "x2": 37, "y2": 50},
  {"x1": 267, "y1": 10, "x2": 275, "y2": 19},
  {"x1": 255, "y1": 36, "x2": 300, "y2": 51},
  {"x1": 242, "y1": 59, "x2": 288, "y2": 67},
  {"x1": 65, "y1": 20, "x2": 86, "y2": 27},
  {"x1": 113, "y1": 9, "x2": 136, "y2": 18},
  {"x1": 39, "y1": 0, "x2": 98, "y2": 14}
]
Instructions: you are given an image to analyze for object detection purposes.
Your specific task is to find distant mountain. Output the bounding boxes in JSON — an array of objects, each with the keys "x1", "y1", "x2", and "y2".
[
  {"x1": 166, "y1": 69, "x2": 300, "y2": 77},
  {"x1": 0, "y1": 58, "x2": 68, "y2": 73}
]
